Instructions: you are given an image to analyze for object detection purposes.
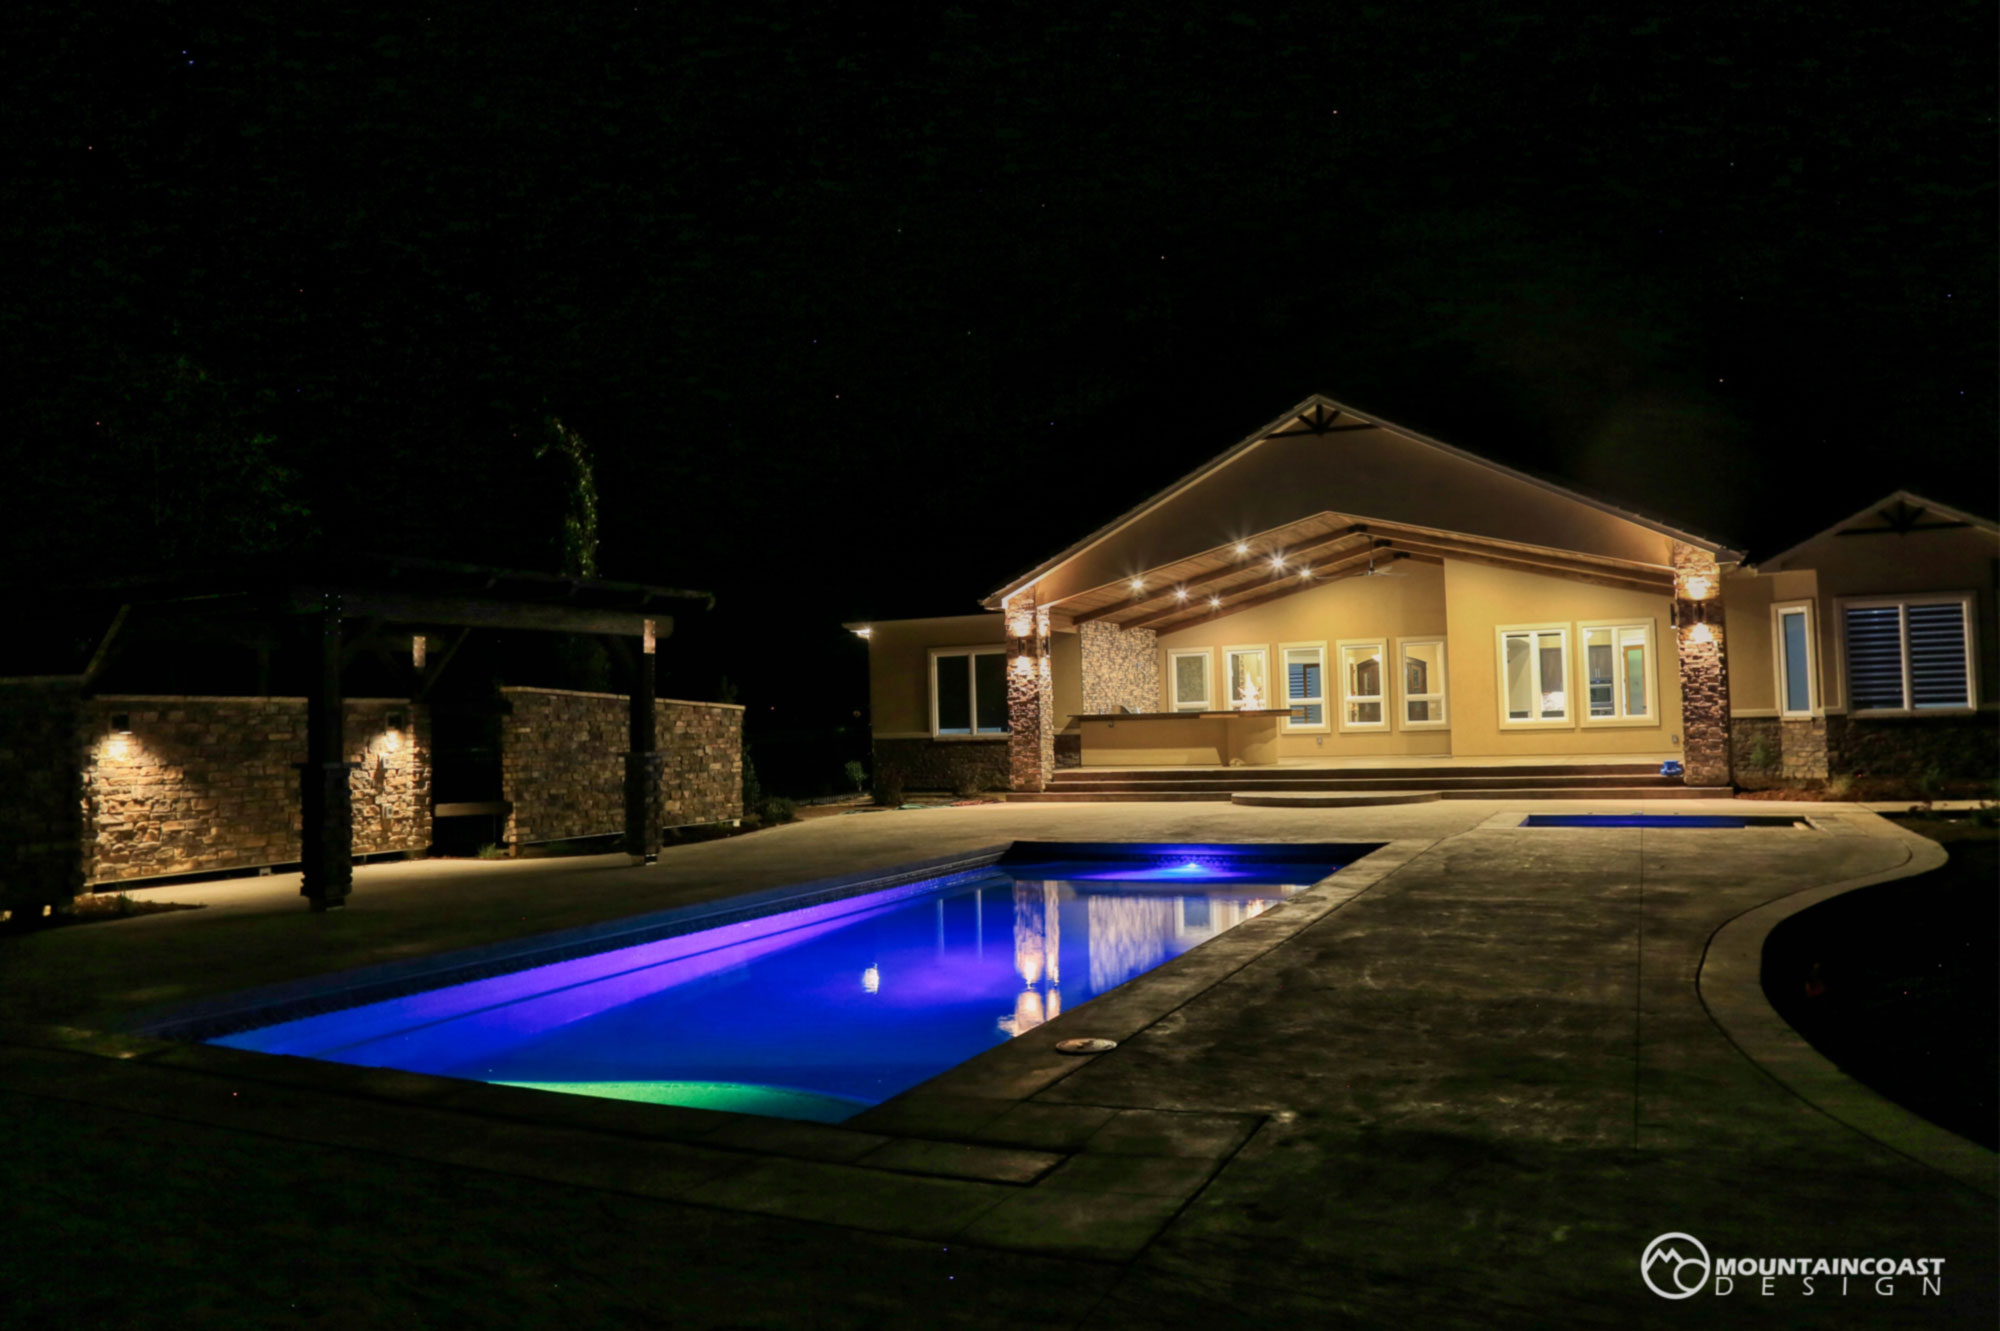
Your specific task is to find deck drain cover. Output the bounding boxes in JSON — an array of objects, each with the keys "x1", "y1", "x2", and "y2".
[{"x1": 1054, "y1": 1038, "x2": 1118, "y2": 1055}]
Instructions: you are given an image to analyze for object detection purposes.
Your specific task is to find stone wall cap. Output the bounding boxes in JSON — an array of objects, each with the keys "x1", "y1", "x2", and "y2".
[{"x1": 499, "y1": 685, "x2": 745, "y2": 710}]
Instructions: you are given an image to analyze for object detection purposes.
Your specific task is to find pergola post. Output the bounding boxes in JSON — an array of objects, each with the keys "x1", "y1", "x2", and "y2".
[
  {"x1": 1006, "y1": 593, "x2": 1054, "y2": 792},
  {"x1": 300, "y1": 592, "x2": 354, "y2": 909},
  {"x1": 624, "y1": 618, "x2": 663, "y2": 864},
  {"x1": 1671, "y1": 542, "x2": 1732, "y2": 788}
]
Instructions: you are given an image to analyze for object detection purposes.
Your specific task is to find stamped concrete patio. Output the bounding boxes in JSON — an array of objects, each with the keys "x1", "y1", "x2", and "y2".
[{"x1": 1, "y1": 799, "x2": 1992, "y2": 1329}]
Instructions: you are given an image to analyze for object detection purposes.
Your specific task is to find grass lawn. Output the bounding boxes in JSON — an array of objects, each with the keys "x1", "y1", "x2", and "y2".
[{"x1": 1762, "y1": 815, "x2": 1999, "y2": 1150}]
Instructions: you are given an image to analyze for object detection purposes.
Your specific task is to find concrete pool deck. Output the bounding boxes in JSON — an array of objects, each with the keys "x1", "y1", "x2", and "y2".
[{"x1": 2, "y1": 799, "x2": 1993, "y2": 1328}]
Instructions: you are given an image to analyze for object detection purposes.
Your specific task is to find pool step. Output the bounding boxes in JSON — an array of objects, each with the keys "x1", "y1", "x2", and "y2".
[{"x1": 1231, "y1": 790, "x2": 1441, "y2": 808}]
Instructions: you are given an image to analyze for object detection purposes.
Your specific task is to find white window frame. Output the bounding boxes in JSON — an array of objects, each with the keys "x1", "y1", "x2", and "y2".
[
  {"x1": 1577, "y1": 619, "x2": 1659, "y2": 728},
  {"x1": 1336, "y1": 638, "x2": 1389, "y2": 732},
  {"x1": 1278, "y1": 641, "x2": 1329, "y2": 733},
  {"x1": 1395, "y1": 636, "x2": 1449, "y2": 731},
  {"x1": 1834, "y1": 593, "x2": 1978, "y2": 716},
  {"x1": 1222, "y1": 644, "x2": 1272, "y2": 711},
  {"x1": 1496, "y1": 624, "x2": 1574, "y2": 728},
  {"x1": 1771, "y1": 600, "x2": 1820, "y2": 719},
  {"x1": 927, "y1": 646, "x2": 1009, "y2": 738},
  {"x1": 1166, "y1": 647, "x2": 1214, "y2": 712}
]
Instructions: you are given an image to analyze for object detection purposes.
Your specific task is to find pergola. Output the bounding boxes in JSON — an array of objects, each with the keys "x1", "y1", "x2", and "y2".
[{"x1": 42, "y1": 556, "x2": 714, "y2": 910}]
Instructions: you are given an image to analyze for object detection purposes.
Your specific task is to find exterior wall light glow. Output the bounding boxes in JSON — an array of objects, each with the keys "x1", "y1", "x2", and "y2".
[
  {"x1": 1682, "y1": 575, "x2": 1712, "y2": 600},
  {"x1": 852, "y1": 626, "x2": 873, "y2": 639},
  {"x1": 412, "y1": 635, "x2": 427, "y2": 669}
]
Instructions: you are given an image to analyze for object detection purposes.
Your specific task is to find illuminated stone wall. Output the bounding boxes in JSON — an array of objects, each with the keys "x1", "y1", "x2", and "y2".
[
  {"x1": 1827, "y1": 714, "x2": 1999, "y2": 781},
  {"x1": 1730, "y1": 716, "x2": 1829, "y2": 788},
  {"x1": 81, "y1": 696, "x2": 430, "y2": 885},
  {"x1": 0, "y1": 678, "x2": 87, "y2": 908},
  {"x1": 1078, "y1": 621, "x2": 1159, "y2": 715},
  {"x1": 1007, "y1": 596, "x2": 1055, "y2": 792},
  {"x1": 1671, "y1": 542, "x2": 1732, "y2": 786},
  {"x1": 500, "y1": 687, "x2": 743, "y2": 845}
]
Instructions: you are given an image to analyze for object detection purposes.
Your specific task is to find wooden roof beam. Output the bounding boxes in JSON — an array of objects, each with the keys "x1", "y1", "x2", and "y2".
[
  {"x1": 1067, "y1": 525, "x2": 1363, "y2": 627},
  {"x1": 1124, "y1": 544, "x2": 1401, "y2": 633},
  {"x1": 1369, "y1": 535, "x2": 1671, "y2": 594},
  {"x1": 1138, "y1": 552, "x2": 1435, "y2": 636}
]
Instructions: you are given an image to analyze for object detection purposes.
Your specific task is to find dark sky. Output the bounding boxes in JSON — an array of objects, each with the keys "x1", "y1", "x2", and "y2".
[{"x1": 6, "y1": 1, "x2": 1995, "y2": 731}]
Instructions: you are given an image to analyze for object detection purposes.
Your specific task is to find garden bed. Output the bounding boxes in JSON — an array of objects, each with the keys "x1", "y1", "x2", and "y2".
[{"x1": 1762, "y1": 816, "x2": 1998, "y2": 1150}]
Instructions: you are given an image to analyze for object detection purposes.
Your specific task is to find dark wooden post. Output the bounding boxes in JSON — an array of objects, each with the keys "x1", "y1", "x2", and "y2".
[
  {"x1": 623, "y1": 618, "x2": 662, "y2": 864},
  {"x1": 300, "y1": 592, "x2": 354, "y2": 909}
]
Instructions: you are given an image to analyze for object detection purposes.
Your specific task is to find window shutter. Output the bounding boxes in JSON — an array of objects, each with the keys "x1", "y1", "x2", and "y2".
[
  {"x1": 1843, "y1": 606, "x2": 1906, "y2": 710},
  {"x1": 1906, "y1": 603, "x2": 1969, "y2": 708}
]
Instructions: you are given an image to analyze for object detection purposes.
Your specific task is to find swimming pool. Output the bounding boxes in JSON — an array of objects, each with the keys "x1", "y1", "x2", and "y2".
[{"x1": 209, "y1": 842, "x2": 1354, "y2": 1122}]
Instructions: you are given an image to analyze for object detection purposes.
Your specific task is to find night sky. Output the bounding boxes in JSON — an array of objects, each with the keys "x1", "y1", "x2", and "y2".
[{"x1": 7, "y1": 2, "x2": 1994, "y2": 774}]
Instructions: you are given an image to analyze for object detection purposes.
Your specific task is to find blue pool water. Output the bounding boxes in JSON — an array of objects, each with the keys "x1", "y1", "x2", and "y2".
[
  {"x1": 212, "y1": 844, "x2": 1347, "y2": 1121},
  {"x1": 1521, "y1": 813, "x2": 1803, "y2": 829}
]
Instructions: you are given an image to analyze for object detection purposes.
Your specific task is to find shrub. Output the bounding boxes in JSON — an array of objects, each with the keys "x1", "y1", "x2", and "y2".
[
  {"x1": 742, "y1": 754, "x2": 764, "y2": 813},
  {"x1": 953, "y1": 773, "x2": 987, "y2": 800},
  {"x1": 1918, "y1": 762, "x2": 1947, "y2": 807},
  {"x1": 873, "y1": 772, "x2": 905, "y2": 807},
  {"x1": 1824, "y1": 773, "x2": 1854, "y2": 801},
  {"x1": 1746, "y1": 738, "x2": 1774, "y2": 771},
  {"x1": 476, "y1": 842, "x2": 508, "y2": 860},
  {"x1": 844, "y1": 759, "x2": 868, "y2": 794},
  {"x1": 755, "y1": 796, "x2": 798, "y2": 825}
]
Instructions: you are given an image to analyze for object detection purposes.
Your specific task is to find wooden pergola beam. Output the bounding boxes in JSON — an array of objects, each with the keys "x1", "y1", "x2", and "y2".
[{"x1": 1349, "y1": 519, "x2": 1673, "y2": 577}]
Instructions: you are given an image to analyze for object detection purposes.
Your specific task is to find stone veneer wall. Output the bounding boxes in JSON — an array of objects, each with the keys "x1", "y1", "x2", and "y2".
[
  {"x1": 81, "y1": 696, "x2": 431, "y2": 885},
  {"x1": 1730, "y1": 716, "x2": 1829, "y2": 789},
  {"x1": 1670, "y1": 541, "x2": 1732, "y2": 787},
  {"x1": 1827, "y1": 714, "x2": 1999, "y2": 780},
  {"x1": 499, "y1": 687, "x2": 743, "y2": 845},
  {"x1": 0, "y1": 678, "x2": 88, "y2": 908},
  {"x1": 1079, "y1": 621, "x2": 1159, "y2": 715},
  {"x1": 870, "y1": 737, "x2": 1012, "y2": 796}
]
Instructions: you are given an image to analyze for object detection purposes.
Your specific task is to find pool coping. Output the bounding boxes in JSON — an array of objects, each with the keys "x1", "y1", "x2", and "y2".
[
  {"x1": 1, "y1": 836, "x2": 1421, "y2": 1264},
  {"x1": 1697, "y1": 825, "x2": 2000, "y2": 1198}
]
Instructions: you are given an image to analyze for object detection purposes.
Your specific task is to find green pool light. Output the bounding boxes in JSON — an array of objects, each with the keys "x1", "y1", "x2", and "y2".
[{"x1": 499, "y1": 1079, "x2": 869, "y2": 1123}]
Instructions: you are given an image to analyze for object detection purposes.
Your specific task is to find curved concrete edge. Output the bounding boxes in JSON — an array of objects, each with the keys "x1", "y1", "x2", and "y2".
[
  {"x1": 1230, "y1": 791, "x2": 1440, "y2": 808},
  {"x1": 1697, "y1": 823, "x2": 1999, "y2": 1198}
]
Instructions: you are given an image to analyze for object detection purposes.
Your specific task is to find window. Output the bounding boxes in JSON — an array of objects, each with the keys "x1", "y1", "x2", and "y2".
[
  {"x1": 1397, "y1": 638, "x2": 1448, "y2": 729},
  {"x1": 1280, "y1": 643, "x2": 1327, "y2": 731},
  {"x1": 929, "y1": 648, "x2": 1009, "y2": 735},
  {"x1": 1167, "y1": 648, "x2": 1213, "y2": 711},
  {"x1": 1842, "y1": 595, "x2": 1975, "y2": 714},
  {"x1": 1499, "y1": 626, "x2": 1570, "y2": 725},
  {"x1": 1580, "y1": 621, "x2": 1656, "y2": 724},
  {"x1": 1773, "y1": 601, "x2": 1817, "y2": 718},
  {"x1": 1338, "y1": 640, "x2": 1387, "y2": 730},
  {"x1": 1223, "y1": 645, "x2": 1271, "y2": 710}
]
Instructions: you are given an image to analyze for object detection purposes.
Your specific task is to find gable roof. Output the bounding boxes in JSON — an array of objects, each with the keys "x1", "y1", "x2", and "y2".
[
  {"x1": 983, "y1": 394, "x2": 1743, "y2": 609},
  {"x1": 1758, "y1": 490, "x2": 2000, "y2": 571}
]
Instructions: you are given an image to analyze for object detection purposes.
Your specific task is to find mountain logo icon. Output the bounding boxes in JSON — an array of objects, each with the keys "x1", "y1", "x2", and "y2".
[{"x1": 1642, "y1": 1232, "x2": 1712, "y2": 1298}]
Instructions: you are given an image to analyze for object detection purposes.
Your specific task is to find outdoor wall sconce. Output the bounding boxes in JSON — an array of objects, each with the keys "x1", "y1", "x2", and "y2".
[{"x1": 111, "y1": 713, "x2": 131, "y2": 735}]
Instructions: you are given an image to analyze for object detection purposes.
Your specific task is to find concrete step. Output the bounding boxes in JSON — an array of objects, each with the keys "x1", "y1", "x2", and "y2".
[
  {"x1": 1048, "y1": 773, "x2": 1682, "y2": 793},
  {"x1": 1052, "y1": 763, "x2": 1667, "y2": 783},
  {"x1": 1231, "y1": 791, "x2": 1443, "y2": 808},
  {"x1": 1436, "y1": 786, "x2": 1733, "y2": 801},
  {"x1": 1001, "y1": 791, "x2": 1238, "y2": 803}
]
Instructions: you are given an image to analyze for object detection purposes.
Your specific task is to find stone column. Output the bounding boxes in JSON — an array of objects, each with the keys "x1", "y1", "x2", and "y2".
[
  {"x1": 1007, "y1": 594, "x2": 1055, "y2": 792},
  {"x1": 300, "y1": 593, "x2": 355, "y2": 909},
  {"x1": 624, "y1": 618, "x2": 663, "y2": 863},
  {"x1": 1671, "y1": 542, "x2": 1731, "y2": 788}
]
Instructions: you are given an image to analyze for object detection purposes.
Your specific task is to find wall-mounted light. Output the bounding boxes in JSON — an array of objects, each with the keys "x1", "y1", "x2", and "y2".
[
  {"x1": 642, "y1": 618, "x2": 657, "y2": 655},
  {"x1": 1690, "y1": 622, "x2": 1715, "y2": 645},
  {"x1": 412, "y1": 635, "x2": 427, "y2": 669},
  {"x1": 852, "y1": 626, "x2": 873, "y2": 640},
  {"x1": 111, "y1": 713, "x2": 131, "y2": 735},
  {"x1": 1681, "y1": 574, "x2": 1713, "y2": 600}
]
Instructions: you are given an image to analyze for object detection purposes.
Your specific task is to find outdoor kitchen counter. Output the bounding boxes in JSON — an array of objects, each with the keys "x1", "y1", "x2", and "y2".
[{"x1": 1073, "y1": 710, "x2": 1291, "y2": 767}]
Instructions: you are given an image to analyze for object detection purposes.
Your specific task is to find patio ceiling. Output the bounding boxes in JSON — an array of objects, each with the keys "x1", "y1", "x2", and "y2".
[{"x1": 1048, "y1": 511, "x2": 1676, "y2": 634}]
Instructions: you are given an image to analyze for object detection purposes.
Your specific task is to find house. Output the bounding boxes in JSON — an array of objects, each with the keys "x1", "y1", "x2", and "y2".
[{"x1": 850, "y1": 396, "x2": 1997, "y2": 799}]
